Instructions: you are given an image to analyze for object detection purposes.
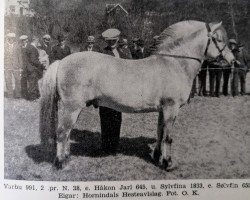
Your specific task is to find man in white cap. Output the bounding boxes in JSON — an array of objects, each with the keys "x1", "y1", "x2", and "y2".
[
  {"x1": 80, "y1": 35, "x2": 101, "y2": 52},
  {"x1": 4, "y1": 33, "x2": 23, "y2": 98},
  {"x1": 19, "y1": 35, "x2": 29, "y2": 98},
  {"x1": 99, "y1": 28, "x2": 123, "y2": 154},
  {"x1": 40, "y1": 34, "x2": 52, "y2": 63}
]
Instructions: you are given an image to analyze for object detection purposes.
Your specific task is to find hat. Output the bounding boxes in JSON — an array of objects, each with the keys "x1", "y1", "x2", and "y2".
[
  {"x1": 87, "y1": 36, "x2": 95, "y2": 43},
  {"x1": 43, "y1": 34, "x2": 51, "y2": 41},
  {"x1": 229, "y1": 39, "x2": 237, "y2": 44},
  {"x1": 119, "y1": 38, "x2": 128, "y2": 46},
  {"x1": 102, "y1": 28, "x2": 120, "y2": 40},
  {"x1": 7, "y1": 33, "x2": 16, "y2": 38},
  {"x1": 19, "y1": 35, "x2": 28, "y2": 40}
]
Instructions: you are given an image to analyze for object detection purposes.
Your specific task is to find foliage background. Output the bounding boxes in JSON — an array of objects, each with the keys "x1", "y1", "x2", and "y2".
[{"x1": 4, "y1": 0, "x2": 250, "y2": 51}]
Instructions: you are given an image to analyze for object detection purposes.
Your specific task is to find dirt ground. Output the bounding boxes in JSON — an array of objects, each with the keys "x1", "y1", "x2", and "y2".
[{"x1": 4, "y1": 75, "x2": 250, "y2": 181}]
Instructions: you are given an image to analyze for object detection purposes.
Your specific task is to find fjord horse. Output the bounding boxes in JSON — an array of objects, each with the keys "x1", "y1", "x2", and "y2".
[{"x1": 39, "y1": 20, "x2": 235, "y2": 170}]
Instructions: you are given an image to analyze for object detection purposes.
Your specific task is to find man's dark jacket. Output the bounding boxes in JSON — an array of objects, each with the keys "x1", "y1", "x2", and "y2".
[
  {"x1": 25, "y1": 44, "x2": 44, "y2": 77},
  {"x1": 51, "y1": 44, "x2": 71, "y2": 62}
]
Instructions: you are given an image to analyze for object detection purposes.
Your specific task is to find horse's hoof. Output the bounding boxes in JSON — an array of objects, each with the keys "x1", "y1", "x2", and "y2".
[
  {"x1": 54, "y1": 157, "x2": 63, "y2": 170},
  {"x1": 160, "y1": 157, "x2": 176, "y2": 171}
]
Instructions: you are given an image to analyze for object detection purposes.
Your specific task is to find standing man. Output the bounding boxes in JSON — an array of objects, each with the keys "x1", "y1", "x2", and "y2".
[
  {"x1": 100, "y1": 28, "x2": 126, "y2": 154},
  {"x1": 232, "y1": 43, "x2": 249, "y2": 96},
  {"x1": 224, "y1": 39, "x2": 236, "y2": 96},
  {"x1": 40, "y1": 34, "x2": 52, "y2": 63},
  {"x1": 51, "y1": 35, "x2": 71, "y2": 62},
  {"x1": 19, "y1": 35, "x2": 29, "y2": 99},
  {"x1": 198, "y1": 60, "x2": 208, "y2": 96},
  {"x1": 118, "y1": 38, "x2": 132, "y2": 59},
  {"x1": 79, "y1": 35, "x2": 101, "y2": 52},
  {"x1": 25, "y1": 36, "x2": 45, "y2": 100},
  {"x1": 208, "y1": 56, "x2": 223, "y2": 97},
  {"x1": 131, "y1": 38, "x2": 139, "y2": 59},
  {"x1": 4, "y1": 33, "x2": 23, "y2": 98}
]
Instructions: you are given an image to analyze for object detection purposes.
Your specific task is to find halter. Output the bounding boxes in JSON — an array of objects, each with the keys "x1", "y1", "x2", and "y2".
[
  {"x1": 204, "y1": 23, "x2": 226, "y2": 57},
  {"x1": 156, "y1": 23, "x2": 227, "y2": 63}
]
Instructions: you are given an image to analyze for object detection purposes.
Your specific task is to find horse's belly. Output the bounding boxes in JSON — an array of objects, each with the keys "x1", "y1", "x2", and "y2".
[{"x1": 98, "y1": 98, "x2": 160, "y2": 113}]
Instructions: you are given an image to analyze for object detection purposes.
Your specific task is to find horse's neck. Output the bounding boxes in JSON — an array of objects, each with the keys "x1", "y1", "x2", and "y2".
[{"x1": 160, "y1": 31, "x2": 206, "y2": 82}]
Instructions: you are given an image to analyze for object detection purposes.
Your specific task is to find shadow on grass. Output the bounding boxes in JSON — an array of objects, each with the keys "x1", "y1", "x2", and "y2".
[
  {"x1": 70, "y1": 129, "x2": 156, "y2": 162},
  {"x1": 26, "y1": 129, "x2": 156, "y2": 164},
  {"x1": 25, "y1": 145, "x2": 56, "y2": 164}
]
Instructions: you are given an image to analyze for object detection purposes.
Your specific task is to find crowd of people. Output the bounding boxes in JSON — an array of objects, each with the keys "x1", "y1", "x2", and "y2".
[
  {"x1": 4, "y1": 29, "x2": 156, "y2": 101},
  {"x1": 192, "y1": 39, "x2": 249, "y2": 98}
]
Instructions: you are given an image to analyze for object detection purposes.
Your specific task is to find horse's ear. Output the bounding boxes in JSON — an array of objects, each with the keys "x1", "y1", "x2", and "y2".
[{"x1": 211, "y1": 22, "x2": 222, "y2": 33}]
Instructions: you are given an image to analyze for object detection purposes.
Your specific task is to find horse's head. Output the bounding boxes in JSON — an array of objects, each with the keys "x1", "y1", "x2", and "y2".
[{"x1": 204, "y1": 22, "x2": 235, "y2": 65}]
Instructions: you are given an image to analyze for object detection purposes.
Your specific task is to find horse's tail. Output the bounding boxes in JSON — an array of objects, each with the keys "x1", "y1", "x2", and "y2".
[{"x1": 39, "y1": 60, "x2": 60, "y2": 150}]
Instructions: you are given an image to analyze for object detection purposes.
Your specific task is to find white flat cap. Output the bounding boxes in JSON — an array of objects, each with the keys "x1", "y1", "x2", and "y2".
[
  {"x1": 229, "y1": 39, "x2": 237, "y2": 44},
  {"x1": 102, "y1": 28, "x2": 120, "y2": 40},
  {"x1": 43, "y1": 34, "x2": 51, "y2": 40},
  {"x1": 7, "y1": 33, "x2": 16, "y2": 38},
  {"x1": 19, "y1": 35, "x2": 28, "y2": 40}
]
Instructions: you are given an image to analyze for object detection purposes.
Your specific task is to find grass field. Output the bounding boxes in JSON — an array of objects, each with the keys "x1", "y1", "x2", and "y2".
[{"x1": 4, "y1": 76, "x2": 250, "y2": 181}]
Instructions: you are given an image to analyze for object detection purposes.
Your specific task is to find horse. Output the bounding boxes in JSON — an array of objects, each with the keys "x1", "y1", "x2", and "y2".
[{"x1": 39, "y1": 20, "x2": 235, "y2": 170}]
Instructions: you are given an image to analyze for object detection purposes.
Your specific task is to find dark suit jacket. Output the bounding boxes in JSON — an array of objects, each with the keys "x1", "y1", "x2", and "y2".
[
  {"x1": 103, "y1": 46, "x2": 131, "y2": 59},
  {"x1": 118, "y1": 46, "x2": 132, "y2": 59},
  {"x1": 79, "y1": 44, "x2": 102, "y2": 53},
  {"x1": 25, "y1": 44, "x2": 44, "y2": 76},
  {"x1": 51, "y1": 44, "x2": 71, "y2": 62},
  {"x1": 131, "y1": 47, "x2": 150, "y2": 59}
]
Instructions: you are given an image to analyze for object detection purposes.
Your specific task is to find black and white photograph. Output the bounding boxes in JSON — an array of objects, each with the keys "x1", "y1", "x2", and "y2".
[{"x1": 3, "y1": 0, "x2": 250, "y2": 183}]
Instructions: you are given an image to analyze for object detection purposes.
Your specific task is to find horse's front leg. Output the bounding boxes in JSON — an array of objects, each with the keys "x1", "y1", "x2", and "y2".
[
  {"x1": 54, "y1": 108, "x2": 82, "y2": 169},
  {"x1": 159, "y1": 104, "x2": 179, "y2": 171},
  {"x1": 54, "y1": 127, "x2": 71, "y2": 169}
]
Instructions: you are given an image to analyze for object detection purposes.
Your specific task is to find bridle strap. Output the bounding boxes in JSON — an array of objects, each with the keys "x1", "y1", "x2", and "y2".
[
  {"x1": 155, "y1": 53, "x2": 202, "y2": 63},
  {"x1": 204, "y1": 23, "x2": 211, "y2": 56},
  {"x1": 204, "y1": 23, "x2": 226, "y2": 56}
]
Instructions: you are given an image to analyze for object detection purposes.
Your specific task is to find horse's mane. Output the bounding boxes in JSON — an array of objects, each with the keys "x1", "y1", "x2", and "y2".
[
  {"x1": 154, "y1": 20, "x2": 228, "y2": 54},
  {"x1": 154, "y1": 20, "x2": 205, "y2": 54}
]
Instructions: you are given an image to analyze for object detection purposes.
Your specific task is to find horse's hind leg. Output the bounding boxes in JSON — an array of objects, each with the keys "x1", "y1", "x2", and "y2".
[
  {"x1": 54, "y1": 107, "x2": 81, "y2": 169},
  {"x1": 160, "y1": 104, "x2": 179, "y2": 171}
]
